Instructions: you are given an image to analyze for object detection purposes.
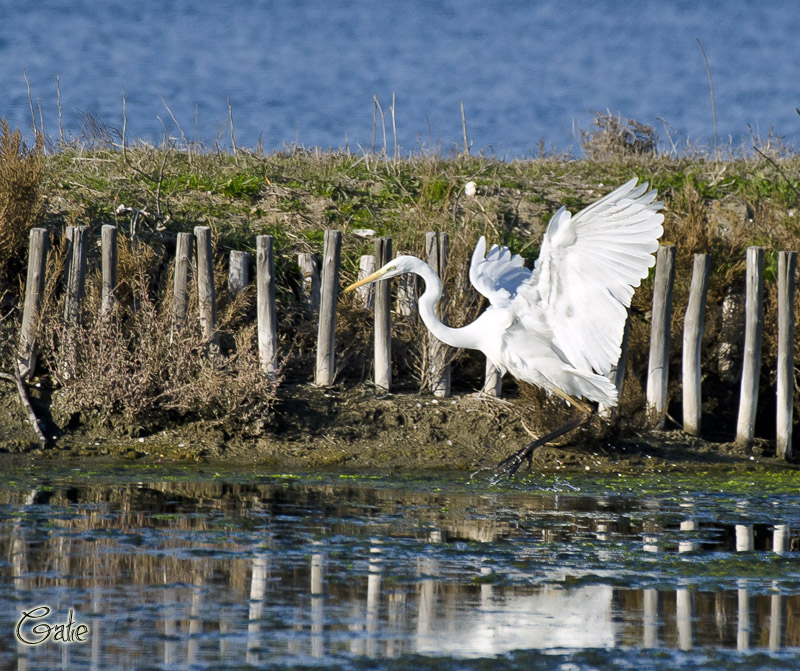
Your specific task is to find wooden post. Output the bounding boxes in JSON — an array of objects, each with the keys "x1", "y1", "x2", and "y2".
[
  {"x1": 101, "y1": 225, "x2": 117, "y2": 315},
  {"x1": 425, "y1": 232, "x2": 450, "y2": 397},
  {"x1": 735, "y1": 246, "x2": 764, "y2": 446},
  {"x1": 64, "y1": 225, "x2": 88, "y2": 327},
  {"x1": 395, "y1": 252, "x2": 417, "y2": 317},
  {"x1": 298, "y1": 252, "x2": 320, "y2": 316},
  {"x1": 256, "y1": 236, "x2": 278, "y2": 376},
  {"x1": 356, "y1": 255, "x2": 376, "y2": 308},
  {"x1": 194, "y1": 226, "x2": 219, "y2": 352},
  {"x1": 482, "y1": 361, "x2": 503, "y2": 397},
  {"x1": 229, "y1": 250, "x2": 250, "y2": 297},
  {"x1": 172, "y1": 232, "x2": 193, "y2": 332},
  {"x1": 374, "y1": 237, "x2": 392, "y2": 391},
  {"x1": 17, "y1": 228, "x2": 49, "y2": 379},
  {"x1": 599, "y1": 312, "x2": 631, "y2": 418},
  {"x1": 776, "y1": 250, "x2": 796, "y2": 458},
  {"x1": 646, "y1": 245, "x2": 676, "y2": 427},
  {"x1": 314, "y1": 230, "x2": 341, "y2": 386},
  {"x1": 682, "y1": 254, "x2": 711, "y2": 435},
  {"x1": 718, "y1": 285, "x2": 745, "y2": 383}
]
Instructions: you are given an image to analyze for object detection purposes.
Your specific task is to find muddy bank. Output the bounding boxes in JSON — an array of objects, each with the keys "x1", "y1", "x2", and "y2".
[{"x1": 0, "y1": 382, "x2": 794, "y2": 475}]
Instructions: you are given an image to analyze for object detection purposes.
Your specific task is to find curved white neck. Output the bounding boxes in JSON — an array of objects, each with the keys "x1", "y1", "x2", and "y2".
[{"x1": 415, "y1": 263, "x2": 482, "y2": 350}]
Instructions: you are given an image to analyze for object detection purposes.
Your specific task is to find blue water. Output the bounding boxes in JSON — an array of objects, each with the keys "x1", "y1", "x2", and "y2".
[{"x1": 1, "y1": 0, "x2": 799, "y2": 156}]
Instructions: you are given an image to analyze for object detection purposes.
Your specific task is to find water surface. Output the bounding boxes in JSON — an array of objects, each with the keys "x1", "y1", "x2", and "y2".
[
  {"x1": 1, "y1": 1, "x2": 799, "y2": 154},
  {"x1": 1, "y1": 468, "x2": 799, "y2": 670}
]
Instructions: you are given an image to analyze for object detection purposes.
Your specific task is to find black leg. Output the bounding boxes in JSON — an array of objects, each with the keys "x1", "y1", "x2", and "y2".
[{"x1": 489, "y1": 410, "x2": 592, "y2": 483}]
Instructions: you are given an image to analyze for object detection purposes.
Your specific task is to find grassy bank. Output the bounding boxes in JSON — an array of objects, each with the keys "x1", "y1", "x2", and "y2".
[{"x1": 1, "y1": 116, "x2": 799, "y2": 465}]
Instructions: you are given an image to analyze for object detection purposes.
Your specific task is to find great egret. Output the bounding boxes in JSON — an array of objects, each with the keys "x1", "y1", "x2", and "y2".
[{"x1": 344, "y1": 178, "x2": 664, "y2": 478}]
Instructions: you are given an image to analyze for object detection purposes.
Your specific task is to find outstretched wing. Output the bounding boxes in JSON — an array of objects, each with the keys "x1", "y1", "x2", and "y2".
[
  {"x1": 514, "y1": 178, "x2": 664, "y2": 376},
  {"x1": 469, "y1": 236, "x2": 531, "y2": 308}
]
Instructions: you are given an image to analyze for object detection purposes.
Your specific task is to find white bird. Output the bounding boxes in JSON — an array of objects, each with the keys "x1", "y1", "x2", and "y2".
[{"x1": 344, "y1": 178, "x2": 664, "y2": 477}]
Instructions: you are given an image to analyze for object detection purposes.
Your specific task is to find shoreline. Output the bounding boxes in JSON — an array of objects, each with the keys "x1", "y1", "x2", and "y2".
[{"x1": 1, "y1": 383, "x2": 794, "y2": 476}]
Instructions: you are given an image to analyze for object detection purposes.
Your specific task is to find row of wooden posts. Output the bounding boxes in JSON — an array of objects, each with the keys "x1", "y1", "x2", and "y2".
[{"x1": 14, "y1": 226, "x2": 797, "y2": 459}]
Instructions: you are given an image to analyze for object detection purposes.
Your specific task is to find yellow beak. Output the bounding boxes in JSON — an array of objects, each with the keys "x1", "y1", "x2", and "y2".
[{"x1": 343, "y1": 268, "x2": 389, "y2": 294}]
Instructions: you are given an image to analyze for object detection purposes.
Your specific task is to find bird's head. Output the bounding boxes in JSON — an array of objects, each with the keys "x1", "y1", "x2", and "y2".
[{"x1": 343, "y1": 255, "x2": 420, "y2": 294}]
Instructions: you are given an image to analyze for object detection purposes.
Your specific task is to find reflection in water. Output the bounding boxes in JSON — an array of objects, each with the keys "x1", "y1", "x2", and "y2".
[{"x1": 0, "y1": 477, "x2": 799, "y2": 669}]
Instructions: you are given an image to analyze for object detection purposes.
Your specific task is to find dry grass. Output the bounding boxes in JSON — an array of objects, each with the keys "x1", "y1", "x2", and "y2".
[
  {"x1": 0, "y1": 119, "x2": 44, "y2": 294},
  {"x1": 580, "y1": 111, "x2": 658, "y2": 160},
  {"x1": 2, "y1": 111, "x2": 800, "y2": 441},
  {"x1": 38, "y1": 240, "x2": 279, "y2": 436}
]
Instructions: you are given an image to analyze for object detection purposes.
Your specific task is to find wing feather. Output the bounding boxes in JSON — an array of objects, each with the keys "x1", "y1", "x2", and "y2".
[
  {"x1": 513, "y1": 178, "x2": 664, "y2": 376},
  {"x1": 469, "y1": 236, "x2": 531, "y2": 308}
]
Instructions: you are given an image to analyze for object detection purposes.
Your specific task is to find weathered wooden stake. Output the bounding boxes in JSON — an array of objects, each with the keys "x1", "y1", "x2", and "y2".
[
  {"x1": 228, "y1": 250, "x2": 250, "y2": 297},
  {"x1": 482, "y1": 361, "x2": 503, "y2": 396},
  {"x1": 314, "y1": 230, "x2": 341, "y2": 386},
  {"x1": 298, "y1": 252, "x2": 320, "y2": 316},
  {"x1": 356, "y1": 255, "x2": 376, "y2": 308},
  {"x1": 374, "y1": 237, "x2": 392, "y2": 391},
  {"x1": 194, "y1": 226, "x2": 219, "y2": 352},
  {"x1": 395, "y1": 251, "x2": 417, "y2": 317},
  {"x1": 682, "y1": 253, "x2": 711, "y2": 435},
  {"x1": 718, "y1": 285, "x2": 745, "y2": 383},
  {"x1": 735, "y1": 246, "x2": 764, "y2": 446},
  {"x1": 776, "y1": 250, "x2": 796, "y2": 458},
  {"x1": 101, "y1": 224, "x2": 117, "y2": 315},
  {"x1": 646, "y1": 244, "x2": 676, "y2": 427},
  {"x1": 64, "y1": 225, "x2": 88, "y2": 327},
  {"x1": 256, "y1": 236, "x2": 277, "y2": 375},
  {"x1": 425, "y1": 231, "x2": 450, "y2": 397},
  {"x1": 172, "y1": 232, "x2": 193, "y2": 332},
  {"x1": 599, "y1": 312, "x2": 631, "y2": 418},
  {"x1": 17, "y1": 228, "x2": 49, "y2": 379}
]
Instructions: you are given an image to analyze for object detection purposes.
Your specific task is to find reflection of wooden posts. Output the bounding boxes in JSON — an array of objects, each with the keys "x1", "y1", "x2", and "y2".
[
  {"x1": 676, "y1": 587, "x2": 693, "y2": 651},
  {"x1": 188, "y1": 584, "x2": 202, "y2": 665},
  {"x1": 247, "y1": 554, "x2": 268, "y2": 665},
  {"x1": 735, "y1": 247, "x2": 763, "y2": 446},
  {"x1": 366, "y1": 540, "x2": 382, "y2": 657},
  {"x1": 646, "y1": 245, "x2": 675, "y2": 427},
  {"x1": 64, "y1": 225, "x2": 88, "y2": 326},
  {"x1": 776, "y1": 251, "x2": 796, "y2": 459},
  {"x1": 735, "y1": 524, "x2": 754, "y2": 551},
  {"x1": 101, "y1": 224, "x2": 117, "y2": 314},
  {"x1": 356, "y1": 255, "x2": 376, "y2": 308},
  {"x1": 773, "y1": 524, "x2": 790, "y2": 554},
  {"x1": 17, "y1": 228, "x2": 49, "y2": 379},
  {"x1": 310, "y1": 548, "x2": 324, "y2": 658},
  {"x1": 315, "y1": 230, "x2": 341, "y2": 386},
  {"x1": 599, "y1": 313, "x2": 630, "y2": 418},
  {"x1": 737, "y1": 582, "x2": 750, "y2": 651},
  {"x1": 194, "y1": 226, "x2": 219, "y2": 352},
  {"x1": 682, "y1": 254, "x2": 710, "y2": 435},
  {"x1": 769, "y1": 589, "x2": 784, "y2": 651},
  {"x1": 257, "y1": 236, "x2": 277, "y2": 375},
  {"x1": 679, "y1": 519, "x2": 697, "y2": 553},
  {"x1": 172, "y1": 232, "x2": 193, "y2": 332},
  {"x1": 374, "y1": 237, "x2": 392, "y2": 391},
  {"x1": 298, "y1": 252, "x2": 320, "y2": 316},
  {"x1": 163, "y1": 588, "x2": 177, "y2": 666},
  {"x1": 228, "y1": 250, "x2": 250, "y2": 296},
  {"x1": 642, "y1": 589, "x2": 658, "y2": 648},
  {"x1": 425, "y1": 232, "x2": 450, "y2": 397}
]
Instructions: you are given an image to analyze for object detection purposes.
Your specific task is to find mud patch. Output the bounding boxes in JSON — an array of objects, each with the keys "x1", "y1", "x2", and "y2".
[{"x1": 0, "y1": 382, "x2": 794, "y2": 475}]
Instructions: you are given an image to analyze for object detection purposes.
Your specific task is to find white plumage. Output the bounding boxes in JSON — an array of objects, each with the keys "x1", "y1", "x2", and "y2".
[{"x1": 345, "y1": 178, "x2": 664, "y2": 409}]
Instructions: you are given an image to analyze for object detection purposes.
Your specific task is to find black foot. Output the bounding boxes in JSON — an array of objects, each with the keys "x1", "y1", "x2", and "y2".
[
  {"x1": 488, "y1": 442, "x2": 538, "y2": 484},
  {"x1": 482, "y1": 411, "x2": 592, "y2": 484}
]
